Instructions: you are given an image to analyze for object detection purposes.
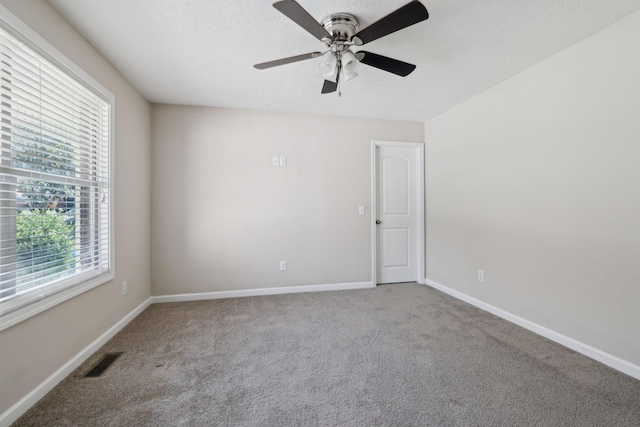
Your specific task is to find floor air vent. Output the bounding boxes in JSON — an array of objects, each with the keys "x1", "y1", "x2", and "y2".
[{"x1": 84, "y1": 352, "x2": 123, "y2": 377}]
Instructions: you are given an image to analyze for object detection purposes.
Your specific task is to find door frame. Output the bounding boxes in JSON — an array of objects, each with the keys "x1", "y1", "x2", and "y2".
[{"x1": 371, "y1": 140, "x2": 425, "y2": 286}]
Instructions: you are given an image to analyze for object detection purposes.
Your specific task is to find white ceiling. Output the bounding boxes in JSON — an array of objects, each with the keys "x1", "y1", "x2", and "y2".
[{"x1": 47, "y1": 0, "x2": 640, "y2": 122}]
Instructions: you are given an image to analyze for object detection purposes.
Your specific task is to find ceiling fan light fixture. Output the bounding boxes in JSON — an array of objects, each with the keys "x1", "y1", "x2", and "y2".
[
  {"x1": 324, "y1": 68, "x2": 339, "y2": 83},
  {"x1": 341, "y1": 50, "x2": 360, "y2": 81},
  {"x1": 320, "y1": 52, "x2": 338, "y2": 81},
  {"x1": 342, "y1": 71, "x2": 358, "y2": 82}
]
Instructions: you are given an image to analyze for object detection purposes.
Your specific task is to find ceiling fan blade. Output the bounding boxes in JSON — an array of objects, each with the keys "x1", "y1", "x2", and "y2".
[
  {"x1": 353, "y1": 1, "x2": 428, "y2": 46},
  {"x1": 358, "y1": 51, "x2": 416, "y2": 77},
  {"x1": 321, "y1": 79, "x2": 337, "y2": 94},
  {"x1": 273, "y1": 0, "x2": 332, "y2": 42},
  {"x1": 254, "y1": 52, "x2": 322, "y2": 69}
]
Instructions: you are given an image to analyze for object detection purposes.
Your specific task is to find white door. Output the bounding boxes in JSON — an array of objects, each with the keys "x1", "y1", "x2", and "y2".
[{"x1": 376, "y1": 145, "x2": 419, "y2": 284}]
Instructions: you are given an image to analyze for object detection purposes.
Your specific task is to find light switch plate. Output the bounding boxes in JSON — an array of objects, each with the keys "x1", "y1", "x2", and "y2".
[
  {"x1": 279, "y1": 156, "x2": 287, "y2": 167},
  {"x1": 358, "y1": 206, "x2": 365, "y2": 215},
  {"x1": 272, "y1": 156, "x2": 279, "y2": 167}
]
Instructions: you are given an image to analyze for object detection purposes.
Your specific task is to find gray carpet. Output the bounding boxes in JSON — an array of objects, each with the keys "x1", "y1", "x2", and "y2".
[{"x1": 14, "y1": 283, "x2": 640, "y2": 426}]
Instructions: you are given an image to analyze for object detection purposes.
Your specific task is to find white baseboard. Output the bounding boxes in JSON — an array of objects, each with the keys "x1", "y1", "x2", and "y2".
[
  {"x1": 151, "y1": 281, "x2": 376, "y2": 304},
  {"x1": 424, "y1": 279, "x2": 640, "y2": 381},
  {"x1": 0, "y1": 298, "x2": 152, "y2": 427}
]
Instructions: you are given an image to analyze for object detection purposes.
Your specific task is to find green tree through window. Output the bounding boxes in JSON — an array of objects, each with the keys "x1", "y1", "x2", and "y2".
[{"x1": 12, "y1": 129, "x2": 77, "y2": 291}]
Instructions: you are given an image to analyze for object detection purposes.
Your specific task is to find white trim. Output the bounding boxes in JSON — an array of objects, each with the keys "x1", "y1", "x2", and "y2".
[
  {"x1": 371, "y1": 140, "x2": 425, "y2": 286},
  {"x1": 370, "y1": 143, "x2": 377, "y2": 286},
  {"x1": 415, "y1": 143, "x2": 425, "y2": 285},
  {"x1": 0, "y1": 5, "x2": 116, "y2": 332},
  {"x1": 0, "y1": 297, "x2": 152, "y2": 427},
  {"x1": 0, "y1": 273, "x2": 115, "y2": 332},
  {"x1": 424, "y1": 279, "x2": 640, "y2": 381},
  {"x1": 151, "y1": 281, "x2": 375, "y2": 304}
]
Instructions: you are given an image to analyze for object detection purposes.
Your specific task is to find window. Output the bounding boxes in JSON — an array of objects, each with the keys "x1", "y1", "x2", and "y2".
[{"x1": 0, "y1": 10, "x2": 112, "y2": 330}]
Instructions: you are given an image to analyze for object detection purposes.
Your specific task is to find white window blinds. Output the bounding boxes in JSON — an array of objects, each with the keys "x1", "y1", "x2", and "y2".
[{"x1": 0, "y1": 24, "x2": 111, "y2": 319}]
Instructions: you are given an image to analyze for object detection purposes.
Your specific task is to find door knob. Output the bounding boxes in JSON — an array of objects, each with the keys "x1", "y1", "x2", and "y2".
[{"x1": 376, "y1": 220, "x2": 381, "y2": 224}]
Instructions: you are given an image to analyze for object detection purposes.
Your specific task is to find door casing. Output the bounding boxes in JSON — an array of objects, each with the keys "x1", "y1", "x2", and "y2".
[{"x1": 371, "y1": 140, "x2": 425, "y2": 286}]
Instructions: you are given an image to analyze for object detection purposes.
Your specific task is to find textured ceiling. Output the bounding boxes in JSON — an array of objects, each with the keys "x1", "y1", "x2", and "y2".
[{"x1": 47, "y1": 0, "x2": 640, "y2": 122}]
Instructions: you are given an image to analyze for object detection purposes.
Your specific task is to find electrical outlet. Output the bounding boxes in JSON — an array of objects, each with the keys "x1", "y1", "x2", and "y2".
[
  {"x1": 121, "y1": 281, "x2": 128, "y2": 295},
  {"x1": 280, "y1": 261, "x2": 287, "y2": 271},
  {"x1": 477, "y1": 270, "x2": 484, "y2": 282}
]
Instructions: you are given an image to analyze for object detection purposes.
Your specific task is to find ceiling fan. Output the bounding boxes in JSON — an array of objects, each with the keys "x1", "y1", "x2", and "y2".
[{"x1": 254, "y1": 0, "x2": 429, "y2": 95}]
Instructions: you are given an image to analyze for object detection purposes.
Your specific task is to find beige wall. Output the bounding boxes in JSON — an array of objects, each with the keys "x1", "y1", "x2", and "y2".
[
  {"x1": 0, "y1": 0, "x2": 151, "y2": 415},
  {"x1": 151, "y1": 106, "x2": 423, "y2": 295},
  {"x1": 425, "y1": 11, "x2": 640, "y2": 365}
]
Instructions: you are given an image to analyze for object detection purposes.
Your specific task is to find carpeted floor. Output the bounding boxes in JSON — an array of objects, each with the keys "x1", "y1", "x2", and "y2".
[{"x1": 14, "y1": 283, "x2": 640, "y2": 426}]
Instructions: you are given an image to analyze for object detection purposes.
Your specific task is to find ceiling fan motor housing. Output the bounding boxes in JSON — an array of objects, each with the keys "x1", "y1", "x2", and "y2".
[{"x1": 321, "y1": 13, "x2": 359, "y2": 46}]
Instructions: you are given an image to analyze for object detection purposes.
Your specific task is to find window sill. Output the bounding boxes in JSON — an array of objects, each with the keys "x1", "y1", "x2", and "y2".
[{"x1": 0, "y1": 272, "x2": 114, "y2": 332}]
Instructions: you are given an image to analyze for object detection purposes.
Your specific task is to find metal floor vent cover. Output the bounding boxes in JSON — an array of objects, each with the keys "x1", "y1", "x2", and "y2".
[{"x1": 84, "y1": 352, "x2": 123, "y2": 377}]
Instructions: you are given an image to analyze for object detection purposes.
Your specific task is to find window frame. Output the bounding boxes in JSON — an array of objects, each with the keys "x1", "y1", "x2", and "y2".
[{"x1": 0, "y1": 5, "x2": 114, "y2": 332}]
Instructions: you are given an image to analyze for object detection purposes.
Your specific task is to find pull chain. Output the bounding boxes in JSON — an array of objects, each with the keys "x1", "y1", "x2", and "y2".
[{"x1": 337, "y1": 61, "x2": 342, "y2": 97}]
